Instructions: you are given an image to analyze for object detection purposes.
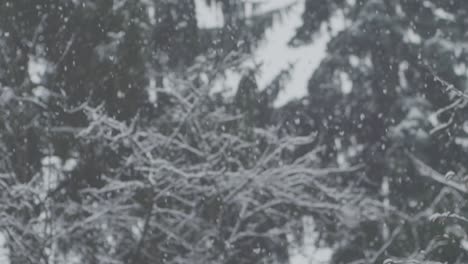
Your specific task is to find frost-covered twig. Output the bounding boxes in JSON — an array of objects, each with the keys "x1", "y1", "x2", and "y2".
[{"x1": 406, "y1": 151, "x2": 468, "y2": 193}]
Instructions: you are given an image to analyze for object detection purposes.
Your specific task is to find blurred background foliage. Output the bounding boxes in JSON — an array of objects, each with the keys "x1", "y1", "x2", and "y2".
[{"x1": 2, "y1": 0, "x2": 468, "y2": 263}]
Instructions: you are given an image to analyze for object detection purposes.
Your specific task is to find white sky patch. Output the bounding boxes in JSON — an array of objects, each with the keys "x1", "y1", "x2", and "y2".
[
  {"x1": 398, "y1": 61, "x2": 409, "y2": 89},
  {"x1": 251, "y1": 0, "x2": 298, "y2": 14},
  {"x1": 147, "y1": 77, "x2": 158, "y2": 103},
  {"x1": 0, "y1": 232, "x2": 9, "y2": 264},
  {"x1": 454, "y1": 63, "x2": 467, "y2": 76},
  {"x1": 260, "y1": 3, "x2": 346, "y2": 107},
  {"x1": 195, "y1": 0, "x2": 299, "y2": 29},
  {"x1": 433, "y1": 8, "x2": 455, "y2": 21},
  {"x1": 32, "y1": 85, "x2": 51, "y2": 101},
  {"x1": 422, "y1": 1, "x2": 455, "y2": 21},
  {"x1": 403, "y1": 28, "x2": 422, "y2": 44},
  {"x1": 461, "y1": 239, "x2": 468, "y2": 252},
  {"x1": 349, "y1": 55, "x2": 360, "y2": 67},
  {"x1": 40, "y1": 155, "x2": 66, "y2": 199},
  {"x1": 339, "y1": 71, "x2": 353, "y2": 94},
  {"x1": 211, "y1": 68, "x2": 243, "y2": 97},
  {"x1": 206, "y1": 0, "x2": 346, "y2": 107},
  {"x1": 41, "y1": 155, "x2": 62, "y2": 167},
  {"x1": 288, "y1": 217, "x2": 333, "y2": 264},
  {"x1": 195, "y1": 0, "x2": 224, "y2": 29},
  {"x1": 28, "y1": 56, "x2": 48, "y2": 84},
  {"x1": 147, "y1": 5, "x2": 156, "y2": 25},
  {"x1": 255, "y1": 0, "x2": 318, "y2": 107},
  {"x1": 63, "y1": 158, "x2": 78, "y2": 172}
]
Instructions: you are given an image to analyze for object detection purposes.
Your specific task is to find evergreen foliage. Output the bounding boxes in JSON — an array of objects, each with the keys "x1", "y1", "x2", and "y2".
[{"x1": 2, "y1": 0, "x2": 468, "y2": 264}]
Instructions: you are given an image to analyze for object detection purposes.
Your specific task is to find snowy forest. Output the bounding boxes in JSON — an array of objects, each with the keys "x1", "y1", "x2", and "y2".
[{"x1": 2, "y1": 0, "x2": 468, "y2": 263}]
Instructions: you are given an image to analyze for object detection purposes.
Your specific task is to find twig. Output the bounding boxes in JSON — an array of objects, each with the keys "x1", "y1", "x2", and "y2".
[
  {"x1": 371, "y1": 225, "x2": 403, "y2": 263},
  {"x1": 406, "y1": 151, "x2": 468, "y2": 193}
]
